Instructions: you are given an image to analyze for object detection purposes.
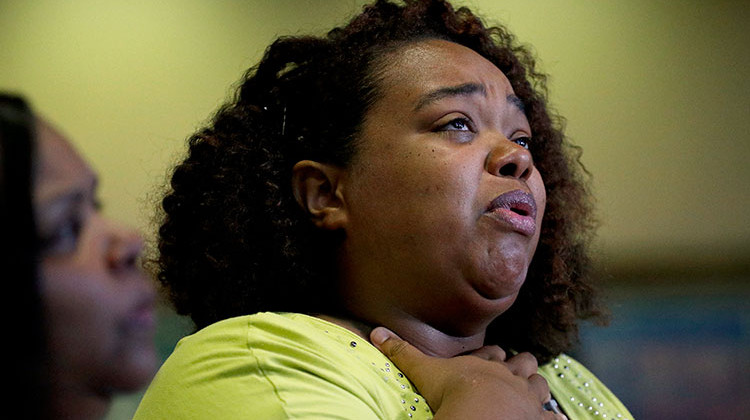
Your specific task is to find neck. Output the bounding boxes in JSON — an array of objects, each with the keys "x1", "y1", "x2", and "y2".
[
  {"x1": 317, "y1": 312, "x2": 486, "y2": 358},
  {"x1": 49, "y1": 381, "x2": 111, "y2": 420}
]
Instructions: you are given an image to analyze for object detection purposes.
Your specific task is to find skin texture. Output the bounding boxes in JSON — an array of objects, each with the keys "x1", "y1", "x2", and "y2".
[
  {"x1": 295, "y1": 37, "x2": 562, "y2": 419},
  {"x1": 151, "y1": 2, "x2": 602, "y2": 417},
  {"x1": 370, "y1": 327, "x2": 566, "y2": 420},
  {"x1": 296, "y1": 39, "x2": 546, "y2": 358},
  {"x1": 34, "y1": 119, "x2": 157, "y2": 419},
  {"x1": 156, "y1": 0, "x2": 604, "y2": 364}
]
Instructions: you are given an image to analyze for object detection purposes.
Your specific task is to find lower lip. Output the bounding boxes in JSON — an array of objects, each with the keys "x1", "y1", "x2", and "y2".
[
  {"x1": 485, "y1": 208, "x2": 536, "y2": 236},
  {"x1": 126, "y1": 306, "x2": 157, "y2": 335}
]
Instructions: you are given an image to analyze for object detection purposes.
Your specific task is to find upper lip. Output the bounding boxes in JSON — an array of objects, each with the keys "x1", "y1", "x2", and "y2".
[
  {"x1": 127, "y1": 290, "x2": 157, "y2": 327},
  {"x1": 486, "y1": 189, "x2": 537, "y2": 220}
]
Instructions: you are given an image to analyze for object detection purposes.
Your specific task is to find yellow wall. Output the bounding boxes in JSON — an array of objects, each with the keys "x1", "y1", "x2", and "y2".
[{"x1": 2, "y1": 0, "x2": 748, "y2": 272}]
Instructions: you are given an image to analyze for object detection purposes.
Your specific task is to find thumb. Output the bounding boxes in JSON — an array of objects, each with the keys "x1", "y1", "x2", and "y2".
[
  {"x1": 370, "y1": 327, "x2": 422, "y2": 360},
  {"x1": 370, "y1": 327, "x2": 437, "y2": 397}
]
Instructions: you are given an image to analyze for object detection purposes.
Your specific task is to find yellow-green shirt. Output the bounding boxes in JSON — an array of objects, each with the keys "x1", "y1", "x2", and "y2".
[
  {"x1": 539, "y1": 354, "x2": 633, "y2": 419},
  {"x1": 134, "y1": 312, "x2": 632, "y2": 419}
]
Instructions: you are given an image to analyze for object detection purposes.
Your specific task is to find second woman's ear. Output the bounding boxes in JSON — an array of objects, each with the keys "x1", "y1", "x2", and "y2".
[{"x1": 291, "y1": 160, "x2": 348, "y2": 230}]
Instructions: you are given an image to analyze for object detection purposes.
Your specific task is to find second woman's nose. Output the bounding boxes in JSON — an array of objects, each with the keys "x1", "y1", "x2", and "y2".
[{"x1": 104, "y1": 219, "x2": 145, "y2": 273}]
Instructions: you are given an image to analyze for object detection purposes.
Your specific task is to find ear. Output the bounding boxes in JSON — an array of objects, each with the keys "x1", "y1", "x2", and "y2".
[{"x1": 291, "y1": 160, "x2": 348, "y2": 230}]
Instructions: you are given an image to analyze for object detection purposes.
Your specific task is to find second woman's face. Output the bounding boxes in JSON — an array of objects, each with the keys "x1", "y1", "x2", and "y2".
[
  {"x1": 33, "y1": 119, "x2": 157, "y2": 396},
  {"x1": 339, "y1": 39, "x2": 546, "y2": 336}
]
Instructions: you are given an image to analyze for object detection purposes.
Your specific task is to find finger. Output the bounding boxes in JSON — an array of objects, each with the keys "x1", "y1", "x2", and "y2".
[
  {"x1": 545, "y1": 408, "x2": 568, "y2": 420},
  {"x1": 505, "y1": 352, "x2": 538, "y2": 378},
  {"x1": 528, "y1": 373, "x2": 551, "y2": 404},
  {"x1": 542, "y1": 412, "x2": 568, "y2": 420},
  {"x1": 543, "y1": 398, "x2": 568, "y2": 420},
  {"x1": 467, "y1": 345, "x2": 506, "y2": 362}
]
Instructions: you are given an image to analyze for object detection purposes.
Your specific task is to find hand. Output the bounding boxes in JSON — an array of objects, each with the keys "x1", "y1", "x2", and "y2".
[{"x1": 370, "y1": 327, "x2": 567, "y2": 420}]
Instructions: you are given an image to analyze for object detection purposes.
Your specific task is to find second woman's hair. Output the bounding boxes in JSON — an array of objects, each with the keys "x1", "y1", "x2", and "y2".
[{"x1": 0, "y1": 92, "x2": 48, "y2": 418}]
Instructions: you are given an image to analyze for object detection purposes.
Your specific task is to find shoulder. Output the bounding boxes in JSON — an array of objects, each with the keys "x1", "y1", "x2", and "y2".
[
  {"x1": 135, "y1": 312, "x2": 431, "y2": 419},
  {"x1": 539, "y1": 354, "x2": 634, "y2": 420},
  {"x1": 134, "y1": 313, "x2": 292, "y2": 418}
]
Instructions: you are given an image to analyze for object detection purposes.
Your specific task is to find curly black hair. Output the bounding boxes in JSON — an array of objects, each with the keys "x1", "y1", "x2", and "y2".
[{"x1": 155, "y1": 0, "x2": 606, "y2": 363}]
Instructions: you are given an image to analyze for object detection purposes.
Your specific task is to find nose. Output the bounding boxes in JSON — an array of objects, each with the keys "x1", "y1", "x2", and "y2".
[
  {"x1": 107, "y1": 222, "x2": 145, "y2": 272},
  {"x1": 485, "y1": 138, "x2": 533, "y2": 180}
]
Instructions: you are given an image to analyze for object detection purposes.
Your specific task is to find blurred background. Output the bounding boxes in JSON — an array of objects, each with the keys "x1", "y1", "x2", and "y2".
[{"x1": 1, "y1": 0, "x2": 747, "y2": 418}]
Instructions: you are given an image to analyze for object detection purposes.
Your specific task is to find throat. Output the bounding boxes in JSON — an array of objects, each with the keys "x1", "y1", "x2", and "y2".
[
  {"x1": 315, "y1": 313, "x2": 486, "y2": 358},
  {"x1": 391, "y1": 321, "x2": 486, "y2": 357},
  {"x1": 48, "y1": 382, "x2": 113, "y2": 420}
]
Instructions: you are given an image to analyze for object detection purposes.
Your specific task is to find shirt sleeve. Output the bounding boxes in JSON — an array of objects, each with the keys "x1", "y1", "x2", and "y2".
[
  {"x1": 133, "y1": 315, "x2": 387, "y2": 420},
  {"x1": 539, "y1": 354, "x2": 634, "y2": 420}
]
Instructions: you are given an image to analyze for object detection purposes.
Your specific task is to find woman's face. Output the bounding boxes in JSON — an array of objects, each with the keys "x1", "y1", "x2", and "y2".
[
  {"x1": 339, "y1": 39, "x2": 546, "y2": 336},
  {"x1": 33, "y1": 119, "x2": 157, "y2": 395}
]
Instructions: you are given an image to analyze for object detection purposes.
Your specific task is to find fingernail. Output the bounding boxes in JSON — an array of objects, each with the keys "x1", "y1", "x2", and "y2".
[{"x1": 370, "y1": 327, "x2": 394, "y2": 346}]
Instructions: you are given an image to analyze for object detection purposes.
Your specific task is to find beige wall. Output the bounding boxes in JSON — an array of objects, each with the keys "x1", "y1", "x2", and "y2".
[{"x1": 2, "y1": 0, "x2": 748, "y2": 274}]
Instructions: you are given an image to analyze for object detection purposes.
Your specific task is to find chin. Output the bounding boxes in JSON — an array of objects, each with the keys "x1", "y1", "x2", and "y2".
[
  {"x1": 108, "y1": 346, "x2": 159, "y2": 392},
  {"x1": 473, "y1": 273, "x2": 525, "y2": 303}
]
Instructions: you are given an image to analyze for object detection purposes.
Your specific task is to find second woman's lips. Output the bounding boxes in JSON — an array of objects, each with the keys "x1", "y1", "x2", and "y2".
[
  {"x1": 485, "y1": 189, "x2": 538, "y2": 236},
  {"x1": 124, "y1": 294, "x2": 157, "y2": 338}
]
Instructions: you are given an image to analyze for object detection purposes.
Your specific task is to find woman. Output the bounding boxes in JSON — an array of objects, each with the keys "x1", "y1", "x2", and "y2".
[
  {"x1": 136, "y1": 0, "x2": 632, "y2": 418},
  {"x1": 0, "y1": 93, "x2": 159, "y2": 419}
]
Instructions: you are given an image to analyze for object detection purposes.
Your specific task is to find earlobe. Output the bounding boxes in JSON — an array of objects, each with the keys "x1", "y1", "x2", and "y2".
[{"x1": 291, "y1": 160, "x2": 348, "y2": 230}]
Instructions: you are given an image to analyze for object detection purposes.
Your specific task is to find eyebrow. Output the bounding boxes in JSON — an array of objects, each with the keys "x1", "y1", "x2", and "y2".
[
  {"x1": 413, "y1": 83, "x2": 487, "y2": 111},
  {"x1": 506, "y1": 94, "x2": 526, "y2": 113},
  {"x1": 39, "y1": 176, "x2": 98, "y2": 210},
  {"x1": 413, "y1": 82, "x2": 527, "y2": 115}
]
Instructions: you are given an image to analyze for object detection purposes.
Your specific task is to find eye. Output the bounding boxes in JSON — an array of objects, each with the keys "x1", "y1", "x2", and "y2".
[
  {"x1": 437, "y1": 117, "x2": 473, "y2": 132},
  {"x1": 512, "y1": 136, "x2": 531, "y2": 150},
  {"x1": 434, "y1": 116, "x2": 476, "y2": 143},
  {"x1": 39, "y1": 213, "x2": 84, "y2": 255},
  {"x1": 443, "y1": 117, "x2": 472, "y2": 131}
]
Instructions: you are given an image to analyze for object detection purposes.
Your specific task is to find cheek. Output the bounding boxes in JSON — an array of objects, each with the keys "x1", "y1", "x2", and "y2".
[
  {"x1": 39, "y1": 259, "x2": 118, "y2": 345},
  {"x1": 42, "y1": 268, "x2": 100, "y2": 325},
  {"x1": 40, "y1": 267, "x2": 138, "y2": 390},
  {"x1": 528, "y1": 170, "x2": 546, "y2": 254},
  {"x1": 530, "y1": 170, "x2": 546, "y2": 224},
  {"x1": 364, "y1": 143, "x2": 473, "y2": 199},
  {"x1": 350, "y1": 148, "x2": 424, "y2": 212}
]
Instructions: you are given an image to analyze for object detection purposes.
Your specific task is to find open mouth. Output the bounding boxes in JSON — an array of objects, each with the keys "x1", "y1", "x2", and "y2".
[
  {"x1": 508, "y1": 203, "x2": 532, "y2": 217},
  {"x1": 487, "y1": 189, "x2": 537, "y2": 220},
  {"x1": 486, "y1": 189, "x2": 537, "y2": 236}
]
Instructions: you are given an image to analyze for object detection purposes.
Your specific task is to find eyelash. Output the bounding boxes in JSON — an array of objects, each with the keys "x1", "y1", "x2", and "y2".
[
  {"x1": 40, "y1": 215, "x2": 83, "y2": 255},
  {"x1": 39, "y1": 197, "x2": 100, "y2": 255},
  {"x1": 436, "y1": 117, "x2": 531, "y2": 150},
  {"x1": 513, "y1": 136, "x2": 531, "y2": 150},
  {"x1": 440, "y1": 117, "x2": 474, "y2": 132}
]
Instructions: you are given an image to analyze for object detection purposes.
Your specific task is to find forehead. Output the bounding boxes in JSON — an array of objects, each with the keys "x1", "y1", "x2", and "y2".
[
  {"x1": 35, "y1": 118, "x2": 94, "y2": 198},
  {"x1": 375, "y1": 39, "x2": 514, "y2": 103}
]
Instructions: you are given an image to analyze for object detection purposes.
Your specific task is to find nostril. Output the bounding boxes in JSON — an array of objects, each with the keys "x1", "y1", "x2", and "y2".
[
  {"x1": 488, "y1": 142, "x2": 533, "y2": 179},
  {"x1": 124, "y1": 253, "x2": 138, "y2": 268},
  {"x1": 109, "y1": 252, "x2": 139, "y2": 273},
  {"x1": 498, "y1": 163, "x2": 531, "y2": 179},
  {"x1": 499, "y1": 163, "x2": 517, "y2": 177},
  {"x1": 108, "y1": 237, "x2": 143, "y2": 272}
]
